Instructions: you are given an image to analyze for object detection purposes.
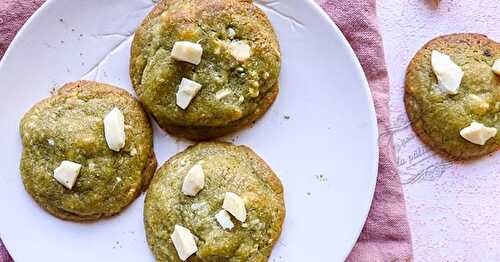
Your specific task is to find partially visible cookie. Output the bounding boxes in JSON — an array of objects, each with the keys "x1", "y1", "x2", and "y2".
[
  {"x1": 144, "y1": 142, "x2": 285, "y2": 261},
  {"x1": 130, "y1": 0, "x2": 281, "y2": 141},
  {"x1": 405, "y1": 33, "x2": 500, "y2": 159},
  {"x1": 19, "y1": 81, "x2": 157, "y2": 221}
]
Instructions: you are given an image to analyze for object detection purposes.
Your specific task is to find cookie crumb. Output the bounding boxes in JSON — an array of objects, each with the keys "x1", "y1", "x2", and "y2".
[{"x1": 315, "y1": 174, "x2": 328, "y2": 182}]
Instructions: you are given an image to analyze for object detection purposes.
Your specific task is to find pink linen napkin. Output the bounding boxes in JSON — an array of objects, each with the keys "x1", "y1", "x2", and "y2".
[
  {"x1": 315, "y1": 1, "x2": 413, "y2": 260},
  {"x1": 0, "y1": 0, "x2": 412, "y2": 261}
]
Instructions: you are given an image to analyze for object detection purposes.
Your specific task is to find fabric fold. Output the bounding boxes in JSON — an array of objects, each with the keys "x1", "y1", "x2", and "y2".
[{"x1": 316, "y1": 0, "x2": 413, "y2": 260}]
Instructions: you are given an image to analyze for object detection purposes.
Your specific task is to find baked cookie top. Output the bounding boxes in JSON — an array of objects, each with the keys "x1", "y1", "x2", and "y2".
[
  {"x1": 19, "y1": 81, "x2": 156, "y2": 221},
  {"x1": 405, "y1": 33, "x2": 500, "y2": 159},
  {"x1": 144, "y1": 142, "x2": 285, "y2": 261},
  {"x1": 130, "y1": 0, "x2": 280, "y2": 140}
]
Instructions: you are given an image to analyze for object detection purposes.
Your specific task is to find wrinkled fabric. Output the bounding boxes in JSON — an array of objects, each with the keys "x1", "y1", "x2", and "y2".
[
  {"x1": 0, "y1": 0, "x2": 44, "y2": 59},
  {"x1": 316, "y1": 0, "x2": 413, "y2": 261},
  {"x1": 0, "y1": 0, "x2": 412, "y2": 261}
]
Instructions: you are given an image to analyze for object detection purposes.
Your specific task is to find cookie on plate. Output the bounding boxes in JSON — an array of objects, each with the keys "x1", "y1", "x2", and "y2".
[
  {"x1": 144, "y1": 142, "x2": 285, "y2": 261},
  {"x1": 405, "y1": 33, "x2": 500, "y2": 159},
  {"x1": 19, "y1": 81, "x2": 157, "y2": 221},
  {"x1": 130, "y1": 0, "x2": 281, "y2": 140}
]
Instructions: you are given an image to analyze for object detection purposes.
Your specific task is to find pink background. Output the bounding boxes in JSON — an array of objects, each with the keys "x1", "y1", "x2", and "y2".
[{"x1": 379, "y1": 0, "x2": 500, "y2": 260}]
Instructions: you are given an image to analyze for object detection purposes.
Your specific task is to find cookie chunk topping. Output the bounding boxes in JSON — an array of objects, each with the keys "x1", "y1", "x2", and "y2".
[
  {"x1": 431, "y1": 50, "x2": 464, "y2": 94},
  {"x1": 460, "y1": 121, "x2": 497, "y2": 145},
  {"x1": 53, "y1": 160, "x2": 82, "y2": 189}
]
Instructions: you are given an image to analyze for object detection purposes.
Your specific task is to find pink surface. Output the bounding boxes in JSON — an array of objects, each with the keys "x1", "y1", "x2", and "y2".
[
  {"x1": 378, "y1": 0, "x2": 499, "y2": 261},
  {"x1": 317, "y1": 0, "x2": 412, "y2": 261},
  {"x1": 0, "y1": 0, "x2": 413, "y2": 261}
]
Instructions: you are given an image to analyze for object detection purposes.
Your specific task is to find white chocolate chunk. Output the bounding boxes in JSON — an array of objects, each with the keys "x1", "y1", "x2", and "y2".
[
  {"x1": 215, "y1": 210, "x2": 234, "y2": 230},
  {"x1": 215, "y1": 89, "x2": 232, "y2": 100},
  {"x1": 170, "y1": 225, "x2": 198, "y2": 261},
  {"x1": 222, "y1": 192, "x2": 246, "y2": 222},
  {"x1": 431, "y1": 50, "x2": 464, "y2": 94},
  {"x1": 229, "y1": 41, "x2": 251, "y2": 62},
  {"x1": 171, "y1": 41, "x2": 203, "y2": 65},
  {"x1": 468, "y1": 94, "x2": 490, "y2": 111},
  {"x1": 103, "y1": 107, "x2": 126, "y2": 152},
  {"x1": 227, "y1": 28, "x2": 236, "y2": 39},
  {"x1": 493, "y1": 59, "x2": 500, "y2": 75},
  {"x1": 176, "y1": 78, "x2": 202, "y2": 109},
  {"x1": 460, "y1": 121, "x2": 497, "y2": 145},
  {"x1": 182, "y1": 164, "x2": 205, "y2": 196},
  {"x1": 130, "y1": 148, "x2": 138, "y2": 156},
  {"x1": 53, "y1": 161, "x2": 82, "y2": 189}
]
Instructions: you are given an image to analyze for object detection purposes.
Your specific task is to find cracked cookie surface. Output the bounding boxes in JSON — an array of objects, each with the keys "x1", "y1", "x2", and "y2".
[
  {"x1": 144, "y1": 142, "x2": 285, "y2": 261},
  {"x1": 19, "y1": 81, "x2": 156, "y2": 221},
  {"x1": 130, "y1": 0, "x2": 280, "y2": 140}
]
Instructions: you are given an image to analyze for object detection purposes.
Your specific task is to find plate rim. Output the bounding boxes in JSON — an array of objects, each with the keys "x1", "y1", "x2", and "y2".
[{"x1": 303, "y1": 0, "x2": 379, "y2": 259}]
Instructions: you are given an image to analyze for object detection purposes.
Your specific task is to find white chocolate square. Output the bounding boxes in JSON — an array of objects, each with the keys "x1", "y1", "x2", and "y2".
[
  {"x1": 215, "y1": 210, "x2": 234, "y2": 230},
  {"x1": 171, "y1": 225, "x2": 198, "y2": 261},
  {"x1": 182, "y1": 164, "x2": 205, "y2": 196},
  {"x1": 431, "y1": 50, "x2": 464, "y2": 94},
  {"x1": 176, "y1": 78, "x2": 202, "y2": 109},
  {"x1": 53, "y1": 160, "x2": 82, "y2": 189},
  {"x1": 103, "y1": 107, "x2": 126, "y2": 152},
  {"x1": 171, "y1": 41, "x2": 203, "y2": 65},
  {"x1": 222, "y1": 192, "x2": 246, "y2": 222},
  {"x1": 228, "y1": 41, "x2": 251, "y2": 62},
  {"x1": 492, "y1": 59, "x2": 500, "y2": 75},
  {"x1": 460, "y1": 121, "x2": 497, "y2": 145}
]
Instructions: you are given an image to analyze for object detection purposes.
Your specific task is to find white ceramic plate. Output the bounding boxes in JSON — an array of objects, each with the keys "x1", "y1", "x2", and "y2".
[{"x1": 0, "y1": 0, "x2": 378, "y2": 261}]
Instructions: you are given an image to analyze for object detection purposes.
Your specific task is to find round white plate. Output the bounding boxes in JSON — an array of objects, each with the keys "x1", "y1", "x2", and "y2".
[{"x1": 0, "y1": 0, "x2": 378, "y2": 261}]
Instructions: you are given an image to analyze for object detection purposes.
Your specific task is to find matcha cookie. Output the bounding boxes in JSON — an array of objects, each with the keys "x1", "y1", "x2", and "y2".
[
  {"x1": 405, "y1": 33, "x2": 500, "y2": 159},
  {"x1": 144, "y1": 142, "x2": 285, "y2": 261},
  {"x1": 130, "y1": 0, "x2": 281, "y2": 140},
  {"x1": 19, "y1": 81, "x2": 157, "y2": 221}
]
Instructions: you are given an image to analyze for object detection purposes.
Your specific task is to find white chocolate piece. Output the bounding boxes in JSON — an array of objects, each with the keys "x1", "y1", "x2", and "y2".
[
  {"x1": 53, "y1": 161, "x2": 82, "y2": 189},
  {"x1": 460, "y1": 121, "x2": 497, "y2": 145},
  {"x1": 229, "y1": 41, "x2": 251, "y2": 62},
  {"x1": 215, "y1": 89, "x2": 232, "y2": 100},
  {"x1": 103, "y1": 108, "x2": 126, "y2": 152},
  {"x1": 431, "y1": 50, "x2": 464, "y2": 94},
  {"x1": 222, "y1": 192, "x2": 246, "y2": 222},
  {"x1": 227, "y1": 28, "x2": 236, "y2": 39},
  {"x1": 170, "y1": 225, "x2": 198, "y2": 261},
  {"x1": 468, "y1": 94, "x2": 490, "y2": 111},
  {"x1": 176, "y1": 78, "x2": 202, "y2": 109},
  {"x1": 215, "y1": 210, "x2": 234, "y2": 230},
  {"x1": 182, "y1": 164, "x2": 205, "y2": 196},
  {"x1": 171, "y1": 41, "x2": 203, "y2": 65},
  {"x1": 492, "y1": 59, "x2": 500, "y2": 75}
]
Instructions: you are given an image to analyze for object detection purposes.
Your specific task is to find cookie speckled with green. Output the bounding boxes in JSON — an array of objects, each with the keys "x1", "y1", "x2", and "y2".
[
  {"x1": 405, "y1": 33, "x2": 500, "y2": 159},
  {"x1": 144, "y1": 142, "x2": 285, "y2": 261},
  {"x1": 19, "y1": 81, "x2": 157, "y2": 221},
  {"x1": 130, "y1": 0, "x2": 281, "y2": 140}
]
